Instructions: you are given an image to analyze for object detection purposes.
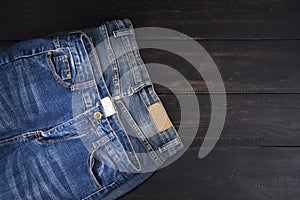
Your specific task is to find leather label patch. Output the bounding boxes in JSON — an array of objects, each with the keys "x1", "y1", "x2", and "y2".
[{"x1": 148, "y1": 102, "x2": 172, "y2": 132}]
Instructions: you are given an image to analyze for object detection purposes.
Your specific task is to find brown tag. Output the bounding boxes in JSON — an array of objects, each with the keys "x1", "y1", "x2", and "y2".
[{"x1": 148, "y1": 102, "x2": 172, "y2": 132}]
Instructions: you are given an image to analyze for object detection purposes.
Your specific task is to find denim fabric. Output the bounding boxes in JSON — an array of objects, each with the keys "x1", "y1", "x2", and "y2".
[
  {"x1": 83, "y1": 19, "x2": 184, "y2": 172},
  {"x1": 0, "y1": 19, "x2": 183, "y2": 199}
]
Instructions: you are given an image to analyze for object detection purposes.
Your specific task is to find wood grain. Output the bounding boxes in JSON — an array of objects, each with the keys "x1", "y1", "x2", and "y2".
[
  {"x1": 159, "y1": 93, "x2": 300, "y2": 147},
  {"x1": 0, "y1": 0, "x2": 299, "y2": 199},
  {"x1": 0, "y1": 0, "x2": 299, "y2": 40},
  {"x1": 141, "y1": 40, "x2": 300, "y2": 94},
  {"x1": 120, "y1": 147, "x2": 300, "y2": 200}
]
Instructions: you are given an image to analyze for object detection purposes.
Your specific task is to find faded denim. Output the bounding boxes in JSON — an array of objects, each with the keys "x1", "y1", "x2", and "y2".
[{"x1": 0, "y1": 19, "x2": 183, "y2": 199}]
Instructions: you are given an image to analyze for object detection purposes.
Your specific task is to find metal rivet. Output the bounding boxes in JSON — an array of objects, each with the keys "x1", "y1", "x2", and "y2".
[
  {"x1": 94, "y1": 112, "x2": 102, "y2": 120},
  {"x1": 47, "y1": 51, "x2": 52, "y2": 56},
  {"x1": 64, "y1": 54, "x2": 68, "y2": 59},
  {"x1": 66, "y1": 72, "x2": 71, "y2": 78},
  {"x1": 35, "y1": 130, "x2": 41, "y2": 138},
  {"x1": 97, "y1": 185, "x2": 103, "y2": 190}
]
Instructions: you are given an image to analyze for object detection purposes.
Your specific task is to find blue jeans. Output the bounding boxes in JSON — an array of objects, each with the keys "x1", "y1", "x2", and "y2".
[{"x1": 0, "y1": 19, "x2": 183, "y2": 199}]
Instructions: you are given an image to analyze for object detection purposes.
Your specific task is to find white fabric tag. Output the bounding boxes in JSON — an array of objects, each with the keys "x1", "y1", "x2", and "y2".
[{"x1": 100, "y1": 97, "x2": 116, "y2": 117}]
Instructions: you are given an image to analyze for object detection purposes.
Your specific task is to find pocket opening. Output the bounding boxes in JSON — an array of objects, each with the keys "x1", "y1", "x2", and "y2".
[{"x1": 46, "y1": 48, "x2": 76, "y2": 88}]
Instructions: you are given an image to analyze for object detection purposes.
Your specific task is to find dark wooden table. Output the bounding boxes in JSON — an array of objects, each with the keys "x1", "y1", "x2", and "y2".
[{"x1": 1, "y1": 1, "x2": 300, "y2": 199}]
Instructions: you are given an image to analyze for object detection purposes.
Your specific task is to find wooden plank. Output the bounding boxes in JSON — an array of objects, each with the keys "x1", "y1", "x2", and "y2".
[
  {"x1": 0, "y1": 0, "x2": 299, "y2": 40},
  {"x1": 142, "y1": 40, "x2": 300, "y2": 94},
  {"x1": 120, "y1": 147, "x2": 300, "y2": 200},
  {"x1": 159, "y1": 93, "x2": 300, "y2": 147}
]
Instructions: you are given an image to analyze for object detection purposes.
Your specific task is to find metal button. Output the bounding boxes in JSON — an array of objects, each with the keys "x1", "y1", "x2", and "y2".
[{"x1": 94, "y1": 112, "x2": 102, "y2": 120}]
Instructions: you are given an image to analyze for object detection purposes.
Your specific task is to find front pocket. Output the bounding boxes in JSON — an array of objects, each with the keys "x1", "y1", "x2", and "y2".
[
  {"x1": 0, "y1": 50, "x2": 77, "y2": 137},
  {"x1": 87, "y1": 131, "x2": 130, "y2": 190},
  {"x1": 34, "y1": 111, "x2": 92, "y2": 144},
  {"x1": 46, "y1": 48, "x2": 76, "y2": 88},
  {"x1": 31, "y1": 106, "x2": 132, "y2": 189},
  {"x1": 28, "y1": 119, "x2": 128, "y2": 191}
]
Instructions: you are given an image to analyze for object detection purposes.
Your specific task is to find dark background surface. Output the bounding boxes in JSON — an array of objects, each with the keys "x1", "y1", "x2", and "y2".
[{"x1": 1, "y1": 0, "x2": 300, "y2": 199}]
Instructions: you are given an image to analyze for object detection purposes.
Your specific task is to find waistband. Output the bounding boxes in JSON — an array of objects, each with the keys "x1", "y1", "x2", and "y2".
[
  {"x1": 82, "y1": 19, "x2": 152, "y2": 99},
  {"x1": 0, "y1": 19, "x2": 151, "y2": 99}
]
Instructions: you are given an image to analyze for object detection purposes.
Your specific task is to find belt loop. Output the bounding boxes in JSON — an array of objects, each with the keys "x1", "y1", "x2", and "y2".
[
  {"x1": 53, "y1": 35, "x2": 61, "y2": 49},
  {"x1": 101, "y1": 24, "x2": 120, "y2": 97},
  {"x1": 67, "y1": 34, "x2": 71, "y2": 48}
]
